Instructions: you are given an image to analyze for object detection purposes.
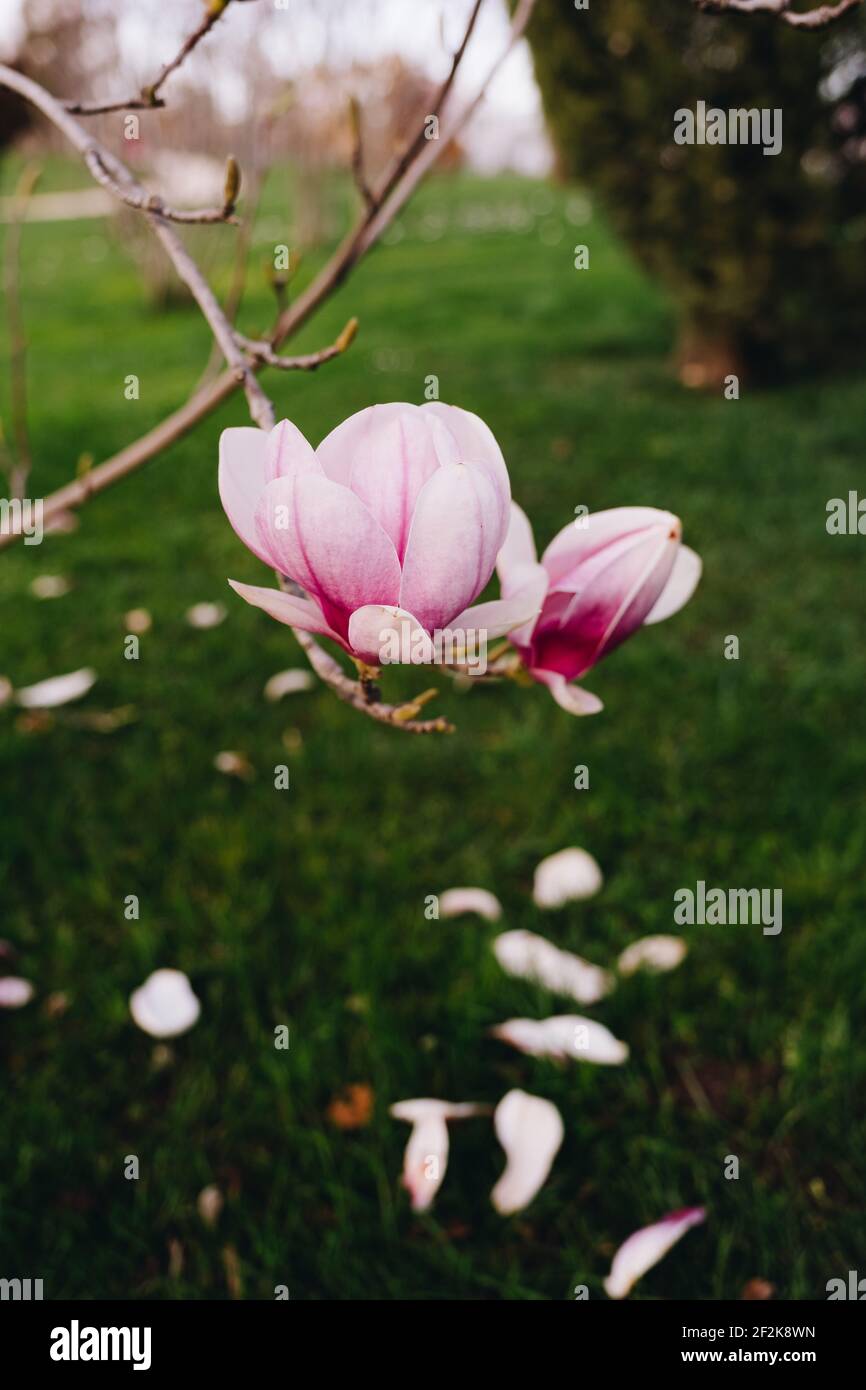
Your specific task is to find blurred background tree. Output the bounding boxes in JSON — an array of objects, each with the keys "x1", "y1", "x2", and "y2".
[{"x1": 528, "y1": 0, "x2": 866, "y2": 385}]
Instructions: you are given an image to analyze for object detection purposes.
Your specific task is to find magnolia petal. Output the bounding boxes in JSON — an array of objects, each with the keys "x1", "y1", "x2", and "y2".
[
  {"x1": 218, "y1": 425, "x2": 274, "y2": 567},
  {"x1": 491, "y1": 1089, "x2": 564, "y2": 1215},
  {"x1": 452, "y1": 584, "x2": 545, "y2": 642},
  {"x1": 618, "y1": 935, "x2": 688, "y2": 976},
  {"x1": 533, "y1": 847, "x2": 603, "y2": 908},
  {"x1": 535, "y1": 671, "x2": 603, "y2": 717},
  {"x1": 256, "y1": 473, "x2": 401, "y2": 623},
  {"x1": 390, "y1": 1099, "x2": 486, "y2": 1212},
  {"x1": 541, "y1": 507, "x2": 677, "y2": 589},
  {"x1": 186, "y1": 602, "x2": 227, "y2": 629},
  {"x1": 0, "y1": 977, "x2": 34, "y2": 1008},
  {"x1": 492, "y1": 929, "x2": 614, "y2": 1004},
  {"x1": 492, "y1": 1015, "x2": 628, "y2": 1065},
  {"x1": 315, "y1": 403, "x2": 418, "y2": 488},
  {"x1": 390, "y1": 1099, "x2": 486, "y2": 1123},
  {"x1": 604, "y1": 1207, "x2": 706, "y2": 1299},
  {"x1": 440, "y1": 887, "x2": 503, "y2": 922},
  {"x1": 643, "y1": 545, "x2": 702, "y2": 625},
  {"x1": 399, "y1": 463, "x2": 503, "y2": 634},
  {"x1": 558, "y1": 525, "x2": 678, "y2": 669},
  {"x1": 228, "y1": 580, "x2": 347, "y2": 647},
  {"x1": 496, "y1": 501, "x2": 538, "y2": 582},
  {"x1": 30, "y1": 574, "x2": 71, "y2": 599},
  {"x1": 263, "y1": 669, "x2": 315, "y2": 701},
  {"x1": 420, "y1": 401, "x2": 511, "y2": 541},
  {"x1": 264, "y1": 418, "x2": 320, "y2": 484},
  {"x1": 348, "y1": 412, "x2": 441, "y2": 561},
  {"x1": 16, "y1": 667, "x2": 97, "y2": 709},
  {"x1": 129, "y1": 968, "x2": 201, "y2": 1039},
  {"x1": 348, "y1": 604, "x2": 436, "y2": 665}
]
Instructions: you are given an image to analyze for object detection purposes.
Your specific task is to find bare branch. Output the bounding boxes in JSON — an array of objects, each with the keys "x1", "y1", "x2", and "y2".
[
  {"x1": 2, "y1": 160, "x2": 41, "y2": 499},
  {"x1": 0, "y1": 0, "x2": 539, "y2": 537},
  {"x1": 695, "y1": 0, "x2": 862, "y2": 27},
  {"x1": 285, "y1": 599, "x2": 454, "y2": 736},
  {"x1": 348, "y1": 96, "x2": 375, "y2": 210},
  {"x1": 238, "y1": 317, "x2": 359, "y2": 371},
  {"x1": 84, "y1": 147, "x2": 239, "y2": 225},
  {"x1": 65, "y1": 0, "x2": 238, "y2": 116}
]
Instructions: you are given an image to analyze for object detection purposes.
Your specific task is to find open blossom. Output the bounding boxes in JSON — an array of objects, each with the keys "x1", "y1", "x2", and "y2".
[
  {"x1": 219, "y1": 404, "x2": 539, "y2": 665},
  {"x1": 496, "y1": 503, "x2": 701, "y2": 715}
]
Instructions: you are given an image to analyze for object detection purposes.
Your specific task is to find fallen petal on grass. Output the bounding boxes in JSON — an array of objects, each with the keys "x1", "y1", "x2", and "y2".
[
  {"x1": 493, "y1": 928, "x2": 614, "y2": 1003},
  {"x1": 618, "y1": 934, "x2": 688, "y2": 976},
  {"x1": 124, "y1": 608, "x2": 152, "y2": 635},
  {"x1": 491, "y1": 1089, "x2": 564, "y2": 1215},
  {"x1": 0, "y1": 976, "x2": 34, "y2": 1008},
  {"x1": 440, "y1": 887, "x2": 502, "y2": 922},
  {"x1": 264, "y1": 668, "x2": 315, "y2": 700},
  {"x1": 214, "y1": 750, "x2": 254, "y2": 780},
  {"x1": 129, "y1": 969, "x2": 201, "y2": 1038},
  {"x1": 197, "y1": 1185, "x2": 224, "y2": 1229},
  {"x1": 604, "y1": 1207, "x2": 706, "y2": 1299},
  {"x1": 390, "y1": 1099, "x2": 487, "y2": 1210},
  {"x1": 30, "y1": 574, "x2": 71, "y2": 599},
  {"x1": 15, "y1": 667, "x2": 97, "y2": 709},
  {"x1": 186, "y1": 601, "x2": 227, "y2": 629},
  {"x1": 533, "y1": 847, "x2": 603, "y2": 907},
  {"x1": 492, "y1": 1015, "x2": 628, "y2": 1065}
]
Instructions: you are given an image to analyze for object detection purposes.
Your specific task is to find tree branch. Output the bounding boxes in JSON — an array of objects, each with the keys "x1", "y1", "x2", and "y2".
[
  {"x1": 65, "y1": 0, "x2": 240, "y2": 115},
  {"x1": 0, "y1": 0, "x2": 540, "y2": 732},
  {"x1": 695, "y1": 0, "x2": 862, "y2": 27}
]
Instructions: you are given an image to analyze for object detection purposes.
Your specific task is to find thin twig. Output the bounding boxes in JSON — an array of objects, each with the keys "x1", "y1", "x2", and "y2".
[
  {"x1": 695, "y1": 0, "x2": 862, "y2": 27},
  {"x1": 348, "y1": 96, "x2": 375, "y2": 210},
  {"x1": 65, "y1": 0, "x2": 238, "y2": 115},
  {"x1": 0, "y1": 0, "x2": 538, "y2": 536},
  {"x1": 2, "y1": 160, "x2": 41, "y2": 499},
  {"x1": 238, "y1": 317, "x2": 358, "y2": 370},
  {"x1": 84, "y1": 147, "x2": 239, "y2": 225}
]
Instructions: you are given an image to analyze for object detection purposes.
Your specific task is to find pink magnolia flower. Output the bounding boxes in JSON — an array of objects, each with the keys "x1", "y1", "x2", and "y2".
[
  {"x1": 496, "y1": 503, "x2": 702, "y2": 715},
  {"x1": 219, "y1": 403, "x2": 538, "y2": 664}
]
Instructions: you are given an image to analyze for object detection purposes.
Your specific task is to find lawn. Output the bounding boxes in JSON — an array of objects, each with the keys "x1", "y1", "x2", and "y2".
[{"x1": 1, "y1": 159, "x2": 864, "y2": 1300}]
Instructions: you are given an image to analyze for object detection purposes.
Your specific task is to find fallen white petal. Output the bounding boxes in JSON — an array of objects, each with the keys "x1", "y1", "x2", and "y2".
[
  {"x1": 533, "y1": 847, "x2": 603, "y2": 908},
  {"x1": 618, "y1": 935, "x2": 688, "y2": 976},
  {"x1": 129, "y1": 968, "x2": 201, "y2": 1038},
  {"x1": 493, "y1": 928, "x2": 614, "y2": 1004},
  {"x1": 390, "y1": 1099, "x2": 485, "y2": 1211},
  {"x1": 491, "y1": 1089, "x2": 564, "y2": 1215},
  {"x1": 186, "y1": 601, "x2": 227, "y2": 629},
  {"x1": 604, "y1": 1207, "x2": 706, "y2": 1299},
  {"x1": 30, "y1": 574, "x2": 71, "y2": 599},
  {"x1": 440, "y1": 887, "x2": 502, "y2": 922},
  {"x1": 492, "y1": 1015, "x2": 628, "y2": 1065},
  {"x1": 124, "y1": 608, "x2": 152, "y2": 635},
  {"x1": 214, "y1": 750, "x2": 254, "y2": 780},
  {"x1": 0, "y1": 676, "x2": 12, "y2": 708},
  {"x1": 15, "y1": 667, "x2": 97, "y2": 709},
  {"x1": 197, "y1": 1184, "x2": 224, "y2": 1228},
  {"x1": 264, "y1": 668, "x2": 315, "y2": 701},
  {"x1": 0, "y1": 977, "x2": 34, "y2": 1008}
]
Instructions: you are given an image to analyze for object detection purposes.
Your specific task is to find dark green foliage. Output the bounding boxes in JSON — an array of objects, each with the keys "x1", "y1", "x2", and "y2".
[{"x1": 528, "y1": 0, "x2": 866, "y2": 378}]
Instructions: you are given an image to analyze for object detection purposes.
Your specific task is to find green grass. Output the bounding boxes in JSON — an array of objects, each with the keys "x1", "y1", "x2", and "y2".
[{"x1": 1, "y1": 160, "x2": 864, "y2": 1301}]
